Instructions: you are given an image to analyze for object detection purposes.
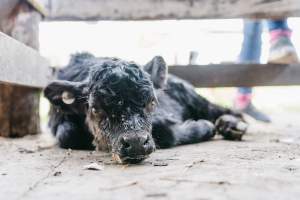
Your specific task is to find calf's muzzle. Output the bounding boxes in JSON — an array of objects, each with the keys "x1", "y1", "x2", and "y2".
[{"x1": 114, "y1": 132, "x2": 155, "y2": 163}]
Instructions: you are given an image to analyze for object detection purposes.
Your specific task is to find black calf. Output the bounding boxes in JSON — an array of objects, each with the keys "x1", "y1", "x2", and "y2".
[{"x1": 44, "y1": 53, "x2": 247, "y2": 164}]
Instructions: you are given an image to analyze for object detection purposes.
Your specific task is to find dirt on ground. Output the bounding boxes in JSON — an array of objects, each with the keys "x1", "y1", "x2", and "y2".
[{"x1": 1, "y1": 113, "x2": 300, "y2": 200}]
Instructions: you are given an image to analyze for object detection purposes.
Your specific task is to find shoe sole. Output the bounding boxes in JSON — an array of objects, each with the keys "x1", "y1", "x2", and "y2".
[{"x1": 268, "y1": 52, "x2": 299, "y2": 64}]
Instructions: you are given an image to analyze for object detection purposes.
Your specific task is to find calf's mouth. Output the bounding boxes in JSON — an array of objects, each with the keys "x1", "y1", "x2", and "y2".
[{"x1": 112, "y1": 153, "x2": 150, "y2": 164}]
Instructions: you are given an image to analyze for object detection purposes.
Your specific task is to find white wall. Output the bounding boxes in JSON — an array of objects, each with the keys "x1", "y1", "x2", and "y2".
[{"x1": 39, "y1": 18, "x2": 300, "y2": 66}]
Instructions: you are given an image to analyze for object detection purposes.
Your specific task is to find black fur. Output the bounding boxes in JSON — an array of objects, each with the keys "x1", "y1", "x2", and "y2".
[{"x1": 44, "y1": 53, "x2": 246, "y2": 163}]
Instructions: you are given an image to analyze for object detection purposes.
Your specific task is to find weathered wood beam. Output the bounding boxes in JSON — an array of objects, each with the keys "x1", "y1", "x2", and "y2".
[
  {"x1": 169, "y1": 64, "x2": 300, "y2": 87},
  {"x1": 42, "y1": 0, "x2": 300, "y2": 21},
  {"x1": 0, "y1": 1, "x2": 49, "y2": 138},
  {"x1": 0, "y1": 32, "x2": 51, "y2": 88}
]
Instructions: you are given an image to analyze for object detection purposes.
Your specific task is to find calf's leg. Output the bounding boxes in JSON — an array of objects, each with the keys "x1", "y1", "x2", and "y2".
[
  {"x1": 215, "y1": 115, "x2": 248, "y2": 141},
  {"x1": 152, "y1": 118, "x2": 215, "y2": 148},
  {"x1": 170, "y1": 83, "x2": 247, "y2": 140}
]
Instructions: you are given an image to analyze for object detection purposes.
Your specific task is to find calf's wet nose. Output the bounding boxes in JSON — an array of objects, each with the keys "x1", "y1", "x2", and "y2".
[
  {"x1": 121, "y1": 134, "x2": 153, "y2": 154},
  {"x1": 116, "y1": 133, "x2": 155, "y2": 163}
]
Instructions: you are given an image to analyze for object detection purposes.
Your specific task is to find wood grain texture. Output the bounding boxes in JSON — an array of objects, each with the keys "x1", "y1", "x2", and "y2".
[
  {"x1": 41, "y1": 0, "x2": 300, "y2": 21},
  {"x1": 169, "y1": 64, "x2": 300, "y2": 87}
]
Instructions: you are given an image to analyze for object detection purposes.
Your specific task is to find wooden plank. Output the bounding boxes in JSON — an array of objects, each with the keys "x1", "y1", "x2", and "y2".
[
  {"x1": 0, "y1": 32, "x2": 51, "y2": 88},
  {"x1": 169, "y1": 64, "x2": 300, "y2": 87},
  {"x1": 42, "y1": 0, "x2": 300, "y2": 21}
]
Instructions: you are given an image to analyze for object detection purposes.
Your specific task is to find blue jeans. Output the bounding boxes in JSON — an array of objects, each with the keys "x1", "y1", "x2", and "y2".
[
  {"x1": 238, "y1": 19, "x2": 289, "y2": 95},
  {"x1": 268, "y1": 20, "x2": 289, "y2": 31}
]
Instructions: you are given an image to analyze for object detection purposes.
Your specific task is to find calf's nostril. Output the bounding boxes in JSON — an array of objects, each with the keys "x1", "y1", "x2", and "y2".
[
  {"x1": 123, "y1": 142, "x2": 131, "y2": 149},
  {"x1": 121, "y1": 137, "x2": 131, "y2": 149},
  {"x1": 143, "y1": 136, "x2": 150, "y2": 146}
]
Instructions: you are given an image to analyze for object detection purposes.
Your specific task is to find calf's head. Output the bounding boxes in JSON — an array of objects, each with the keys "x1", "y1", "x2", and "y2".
[{"x1": 44, "y1": 56, "x2": 168, "y2": 164}]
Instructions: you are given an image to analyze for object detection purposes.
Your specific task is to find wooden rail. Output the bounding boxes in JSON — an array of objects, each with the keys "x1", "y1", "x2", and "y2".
[
  {"x1": 169, "y1": 64, "x2": 300, "y2": 87},
  {"x1": 43, "y1": 0, "x2": 300, "y2": 21},
  {"x1": 0, "y1": 32, "x2": 51, "y2": 88},
  {"x1": 1, "y1": 0, "x2": 300, "y2": 89},
  {"x1": 1, "y1": 29, "x2": 300, "y2": 88}
]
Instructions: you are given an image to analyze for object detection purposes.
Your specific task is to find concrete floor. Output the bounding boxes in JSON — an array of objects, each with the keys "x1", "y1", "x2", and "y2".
[{"x1": 1, "y1": 113, "x2": 300, "y2": 200}]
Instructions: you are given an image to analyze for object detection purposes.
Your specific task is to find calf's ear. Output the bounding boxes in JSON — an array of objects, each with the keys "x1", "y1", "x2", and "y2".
[
  {"x1": 44, "y1": 80, "x2": 88, "y2": 113},
  {"x1": 143, "y1": 56, "x2": 168, "y2": 89}
]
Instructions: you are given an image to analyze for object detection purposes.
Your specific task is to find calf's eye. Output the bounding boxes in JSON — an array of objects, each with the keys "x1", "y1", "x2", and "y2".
[
  {"x1": 91, "y1": 107, "x2": 107, "y2": 118},
  {"x1": 145, "y1": 100, "x2": 156, "y2": 112}
]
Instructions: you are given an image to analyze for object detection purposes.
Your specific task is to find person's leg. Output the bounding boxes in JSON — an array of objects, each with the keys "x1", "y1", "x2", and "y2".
[
  {"x1": 235, "y1": 87, "x2": 252, "y2": 110},
  {"x1": 235, "y1": 20, "x2": 271, "y2": 123},
  {"x1": 268, "y1": 19, "x2": 298, "y2": 63},
  {"x1": 239, "y1": 20, "x2": 263, "y2": 63},
  {"x1": 268, "y1": 19, "x2": 289, "y2": 30},
  {"x1": 236, "y1": 20, "x2": 261, "y2": 110}
]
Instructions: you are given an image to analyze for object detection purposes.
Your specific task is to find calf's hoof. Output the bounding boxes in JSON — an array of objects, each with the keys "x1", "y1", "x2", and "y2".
[{"x1": 215, "y1": 115, "x2": 248, "y2": 141}]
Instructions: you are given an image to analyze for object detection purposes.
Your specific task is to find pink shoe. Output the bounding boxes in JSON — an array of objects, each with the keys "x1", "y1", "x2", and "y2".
[{"x1": 268, "y1": 30, "x2": 299, "y2": 64}]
